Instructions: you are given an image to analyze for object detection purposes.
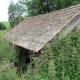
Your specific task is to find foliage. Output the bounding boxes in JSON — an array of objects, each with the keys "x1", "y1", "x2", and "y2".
[
  {"x1": 20, "y1": 0, "x2": 57, "y2": 16},
  {"x1": 0, "y1": 30, "x2": 19, "y2": 80},
  {"x1": 0, "y1": 39, "x2": 17, "y2": 62},
  {"x1": 73, "y1": 0, "x2": 80, "y2": 5},
  {"x1": 22, "y1": 29, "x2": 80, "y2": 80},
  {"x1": 8, "y1": 0, "x2": 24, "y2": 28},
  {"x1": 9, "y1": 16, "x2": 24, "y2": 28},
  {"x1": 20, "y1": 0, "x2": 80, "y2": 16},
  {"x1": 0, "y1": 28, "x2": 80, "y2": 80},
  {"x1": 50, "y1": 30, "x2": 80, "y2": 80},
  {"x1": 0, "y1": 22, "x2": 10, "y2": 29},
  {"x1": 0, "y1": 22, "x2": 6, "y2": 30},
  {"x1": 8, "y1": 0, "x2": 16, "y2": 28}
]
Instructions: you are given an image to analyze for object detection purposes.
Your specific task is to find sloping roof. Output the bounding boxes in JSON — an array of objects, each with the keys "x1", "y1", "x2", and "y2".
[{"x1": 4, "y1": 5, "x2": 80, "y2": 52}]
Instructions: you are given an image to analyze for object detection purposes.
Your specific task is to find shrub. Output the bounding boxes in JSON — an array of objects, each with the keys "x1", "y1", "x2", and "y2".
[
  {"x1": 0, "y1": 22, "x2": 6, "y2": 30},
  {"x1": 0, "y1": 39, "x2": 17, "y2": 62}
]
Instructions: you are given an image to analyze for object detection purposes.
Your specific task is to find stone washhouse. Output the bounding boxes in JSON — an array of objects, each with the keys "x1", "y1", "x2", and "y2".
[{"x1": 4, "y1": 5, "x2": 80, "y2": 63}]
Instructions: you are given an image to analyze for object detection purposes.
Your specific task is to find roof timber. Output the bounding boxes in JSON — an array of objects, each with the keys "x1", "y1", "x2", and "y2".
[{"x1": 4, "y1": 5, "x2": 80, "y2": 52}]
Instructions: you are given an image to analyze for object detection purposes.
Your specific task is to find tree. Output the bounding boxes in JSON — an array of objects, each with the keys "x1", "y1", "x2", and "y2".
[
  {"x1": 20, "y1": 0, "x2": 57, "y2": 16},
  {"x1": 8, "y1": 0, "x2": 15, "y2": 28},
  {"x1": 56, "y1": 0, "x2": 61, "y2": 10},
  {"x1": 20, "y1": 0, "x2": 80, "y2": 17},
  {"x1": 8, "y1": 0, "x2": 24, "y2": 28},
  {"x1": 72, "y1": 0, "x2": 80, "y2": 5},
  {"x1": 63, "y1": 0, "x2": 73, "y2": 8}
]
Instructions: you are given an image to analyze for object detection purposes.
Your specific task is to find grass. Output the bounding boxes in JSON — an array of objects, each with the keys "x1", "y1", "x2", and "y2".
[{"x1": 0, "y1": 28, "x2": 80, "y2": 80}]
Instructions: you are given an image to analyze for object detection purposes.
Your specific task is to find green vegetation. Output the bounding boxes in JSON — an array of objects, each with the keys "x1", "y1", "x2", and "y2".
[
  {"x1": 0, "y1": 22, "x2": 10, "y2": 29},
  {"x1": 0, "y1": 40, "x2": 19, "y2": 80},
  {"x1": 0, "y1": 22, "x2": 6, "y2": 30},
  {"x1": 8, "y1": 1, "x2": 24, "y2": 28},
  {"x1": 0, "y1": 28, "x2": 80, "y2": 80},
  {"x1": 20, "y1": 0, "x2": 80, "y2": 16},
  {"x1": 0, "y1": 22, "x2": 10, "y2": 38},
  {"x1": 2, "y1": 22, "x2": 10, "y2": 29}
]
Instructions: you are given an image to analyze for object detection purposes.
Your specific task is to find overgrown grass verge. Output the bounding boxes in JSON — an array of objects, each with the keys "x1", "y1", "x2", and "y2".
[
  {"x1": 0, "y1": 39, "x2": 19, "y2": 80},
  {"x1": 0, "y1": 29, "x2": 80, "y2": 80}
]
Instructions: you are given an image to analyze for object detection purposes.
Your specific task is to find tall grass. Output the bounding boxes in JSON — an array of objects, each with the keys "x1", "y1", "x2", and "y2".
[
  {"x1": 0, "y1": 38, "x2": 19, "y2": 80},
  {"x1": 0, "y1": 39, "x2": 17, "y2": 61}
]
